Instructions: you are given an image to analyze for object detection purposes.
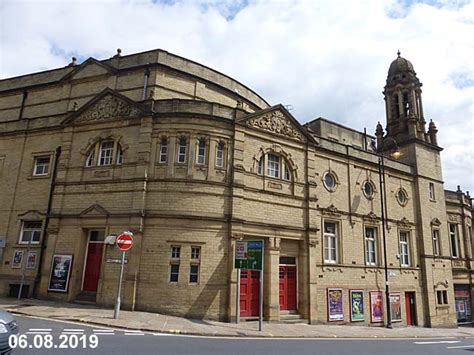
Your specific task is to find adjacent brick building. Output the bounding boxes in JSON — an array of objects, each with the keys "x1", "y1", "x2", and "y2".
[{"x1": 0, "y1": 49, "x2": 472, "y2": 327}]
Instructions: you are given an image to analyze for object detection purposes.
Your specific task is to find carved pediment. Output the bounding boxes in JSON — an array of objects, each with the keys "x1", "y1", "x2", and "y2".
[
  {"x1": 63, "y1": 89, "x2": 145, "y2": 125},
  {"x1": 18, "y1": 210, "x2": 45, "y2": 220},
  {"x1": 447, "y1": 214, "x2": 460, "y2": 223},
  {"x1": 80, "y1": 204, "x2": 110, "y2": 217},
  {"x1": 241, "y1": 106, "x2": 306, "y2": 141},
  {"x1": 431, "y1": 218, "x2": 442, "y2": 226},
  {"x1": 398, "y1": 217, "x2": 411, "y2": 227},
  {"x1": 322, "y1": 204, "x2": 341, "y2": 217},
  {"x1": 363, "y1": 211, "x2": 378, "y2": 221}
]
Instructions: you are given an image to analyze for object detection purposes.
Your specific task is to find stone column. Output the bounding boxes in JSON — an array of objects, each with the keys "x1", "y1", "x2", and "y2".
[{"x1": 265, "y1": 237, "x2": 280, "y2": 321}]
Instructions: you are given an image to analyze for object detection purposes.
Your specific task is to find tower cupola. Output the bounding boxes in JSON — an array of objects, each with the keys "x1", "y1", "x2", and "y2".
[{"x1": 383, "y1": 51, "x2": 428, "y2": 144}]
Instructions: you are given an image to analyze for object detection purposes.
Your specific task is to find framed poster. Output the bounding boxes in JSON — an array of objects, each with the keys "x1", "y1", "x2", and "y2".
[
  {"x1": 327, "y1": 288, "x2": 344, "y2": 321},
  {"x1": 370, "y1": 291, "x2": 383, "y2": 323},
  {"x1": 48, "y1": 254, "x2": 73, "y2": 292},
  {"x1": 26, "y1": 251, "x2": 38, "y2": 269},
  {"x1": 350, "y1": 290, "x2": 365, "y2": 322},
  {"x1": 390, "y1": 293, "x2": 402, "y2": 322},
  {"x1": 12, "y1": 250, "x2": 24, "y2": 268}
]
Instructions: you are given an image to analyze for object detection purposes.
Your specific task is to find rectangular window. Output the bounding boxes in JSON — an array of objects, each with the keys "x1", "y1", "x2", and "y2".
[
  {"x1": 216, "y1": 143, "x2": 224, "y2": 168},
  {"x1": 19, "y1": 221, "x2": 42, "y2": 244},
  {"x1": 429, "y1": 182, "x2": 435, "y2": 200},
  {"x1": 89, "y1": 230, "x2": 105, "y2": 242},
  {"x1": 449, "y1": 224, "x2": 459, "y2": 258},
  {"x1": 170, "y1": 264, "x2": 180, "y2": 283},
  {"x1": 33, "y1": 156, "x2": 50, "y2": 176},
  {"x1": 191, "y1": 246, "x2": 200, "y2": 260},
  {"x1": 399, "y1": 231, "x2": 410, "y2": 266},
  {"x1": 178, "y1": 138, "x2": 187, "y2": 163},
  {"x1": 365, "y1": 227, "x2": 377, "y2": 265},
  {"x1": 189, "y1": 264, "x2": 199, "y2": 284},
  {"x1": 197, "y1": 140, "x2": 206, "y2": 165},
  {"x1": 437, "y1": 290, "x2": 448, "y2": 305},
  {"x1": 324, "y1": 222, "x2": 338, "y2": 263},
  {"x1": 267, "y1": 154, "x2": 280, "y2": 178},
  {"x1": 99, "y1": 141, "x2": 114, "y2": 166},
  {"x1": 432, "y1": 229, "x2": 440, "y2": 256},
  {"x1": 171, "y1": 246, "x2": 181, "y2": 259},
  {"x1": 159, "y1": 139, "x2": 168, "y2": 163}
]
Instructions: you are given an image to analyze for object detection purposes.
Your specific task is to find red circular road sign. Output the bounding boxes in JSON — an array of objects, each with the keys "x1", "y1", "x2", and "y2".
[{"x1": 116, "y1": 232, "x2": 134, "y2": 251}]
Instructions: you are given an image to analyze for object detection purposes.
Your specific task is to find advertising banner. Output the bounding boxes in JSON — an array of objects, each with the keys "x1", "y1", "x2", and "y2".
[
  {"x1": 26, "y1": 251, "x2": 37, "y2": 269},
  {"x1": 350, "y1": 290, "x2": 365, "y2": 321},
  {"x1": 48, "y1": 254, "x2": 73, "y2": 292},
  {"x1": 12, "y1": 250, "x2": 24, "y2": 268},
  {"x1": 327, "y1": 288, "x2": 344, "y2": 321},
  {"x1": 390, "y1": 293, "x2": 402, "y2": 322},
  {"x1": 370, "y1": 291, "x2": 383, "y2": 323}
]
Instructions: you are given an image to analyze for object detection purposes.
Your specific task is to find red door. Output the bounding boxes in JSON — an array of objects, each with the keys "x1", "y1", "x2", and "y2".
[
  {"x1": 279, "y1": 266, "x2": 297, "y2": 311},
  {"x1": 240, "y1": 270, "x2": 260, "y2": 317},
  {"x1": 405, "y1": 292, "x2": 417, "y2": 326},
  {"x1": 82, "y1": 243, "x2": 104, "y2": 292}
]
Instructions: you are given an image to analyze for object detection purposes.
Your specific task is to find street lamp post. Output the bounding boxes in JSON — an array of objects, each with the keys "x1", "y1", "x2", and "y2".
[{"x1": 376, "y1": 137, "x2": 401, "y2": 329}]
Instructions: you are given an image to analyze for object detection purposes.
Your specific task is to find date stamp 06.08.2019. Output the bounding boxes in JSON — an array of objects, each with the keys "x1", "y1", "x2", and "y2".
[{"x1": 9, "y1": 333, "x2": 99, "y2": 350}]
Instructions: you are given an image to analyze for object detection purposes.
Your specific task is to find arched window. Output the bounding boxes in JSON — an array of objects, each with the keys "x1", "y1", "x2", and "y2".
[
  {"x1": 196, "y1": 138, "x2": 206, "y2": 165},
  {"x1": 256, "y1": 152, "x2": 292, "y2": 181},
  {"x1": 216, "y1": 142, "x2": 225, "y2": 168},
  {"x1": 177, "y1": 137, "x2": 187, "y2": 163},
  {"x1": 159, "y1": 138, "x2": 168, "y2": 163},
  {"x1": 85, "y1": 139, "x2": 123, "y2": 167}
]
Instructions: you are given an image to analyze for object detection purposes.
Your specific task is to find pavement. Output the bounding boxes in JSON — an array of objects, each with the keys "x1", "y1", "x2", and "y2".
[{"x1": 1, "y1": 297, "x2": 474, "y2": 339}]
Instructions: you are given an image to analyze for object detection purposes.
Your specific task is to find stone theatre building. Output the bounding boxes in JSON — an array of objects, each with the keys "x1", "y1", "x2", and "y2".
[{"x1": 0, "y1": 48, "x2": 472, "y2": 328}]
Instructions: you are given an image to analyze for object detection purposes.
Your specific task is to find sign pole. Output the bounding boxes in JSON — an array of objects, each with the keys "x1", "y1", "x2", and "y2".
[
  {"x1": 236, "y1": 268, "x2": 240, "y2": 324},
  {"x1": 114, "y1": 250, "x2": 126, "y2": 319},
  {"x1": 18, "y1": 236, "x2": 32, "y2": 299},
  {"x1": 259, "y1": 240, "x2": 264, "y2": 332}
]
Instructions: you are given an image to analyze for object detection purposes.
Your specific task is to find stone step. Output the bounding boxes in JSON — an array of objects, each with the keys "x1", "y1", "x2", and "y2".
[{"x1": 75, "y1": 291, "x2": 96, "y2": 304}]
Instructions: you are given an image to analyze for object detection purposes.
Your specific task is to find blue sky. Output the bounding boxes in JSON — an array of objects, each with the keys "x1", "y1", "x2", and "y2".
[{"x1": 1, "y1": 0, "x2": 473, "y2": 193}]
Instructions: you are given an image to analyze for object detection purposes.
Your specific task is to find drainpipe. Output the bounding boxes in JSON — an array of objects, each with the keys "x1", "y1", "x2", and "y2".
[
  {"x1": 33, "y1": 146, "x2": 61, "y2": 297},
  {"x1": 18, "y1": 90, "x2": 28, "y2": 119},
  {"x1": 142, "y1": 67, "x2": 150, "y2": 101}
]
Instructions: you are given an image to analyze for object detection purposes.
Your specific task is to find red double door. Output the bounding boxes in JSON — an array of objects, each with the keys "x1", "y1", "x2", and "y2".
[
  {"x1": 279, "y1": 265, "x2": 297, "y2": 311},
  {"x1": 240, "y1": 270, "x2": 260, "y2": 317},
  {"x1": 82, "y1": 242, "x2": 104, "y2": 292}
]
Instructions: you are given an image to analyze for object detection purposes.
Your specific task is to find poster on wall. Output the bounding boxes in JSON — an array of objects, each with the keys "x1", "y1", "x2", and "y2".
[
  {"x1": 48, "y1": 254, "x2": 73, "y2": 292},
  {"x1": 350, "y1": 290, "x2": 365, "y2": 322},
  {"x1": 12, "y1": 250, "x2": 24, "y2": 268},
  {"x1": 26, "y1": 251, "x2": 38, "y2": 269},
  {"x1": 327, "y1": 288, "x2": 344, "y2": 321},
  {"x1": 370, "y1": 291, "x2": 384, "y2": 323},
  {"x1": 390, "y1": 293, "x2": 402, "y2": 322}
]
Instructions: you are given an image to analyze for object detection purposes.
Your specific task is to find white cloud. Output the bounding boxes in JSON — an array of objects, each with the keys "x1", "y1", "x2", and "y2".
[{"x1": 1, "y1": 0, "x2": 473, "y2": 193}]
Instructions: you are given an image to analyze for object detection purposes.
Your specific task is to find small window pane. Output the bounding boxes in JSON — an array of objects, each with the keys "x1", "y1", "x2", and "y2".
[
  {"x1": 116, "y1": 146, "x2": 123, "y2": 165},
  {"x1": 363, "y1": 181, "x2": 374, "y2": 198},
  {"x1": 170, "y1": 264, "x2": 180, "y2": 282},
  {"x1": 216, "y1": 143, "x2": 224, "y2": 168},
  {"x1": 324, "y1": 173, "x2": 336, "y2": 190},
  {"x1": 189, "y1": 264, "x2": 199, "y2": 283},
  {"x1": 160, "y1": 139, "x2": 168, "y2": 163},
  {"x1": 86, "y1": 151, "x2": 95, "y2": 167},
  {"x1": 191, "y1": 247, "x2": 200, "y2": 260},
  {"x1": 34, "y1": 156, "x2": 50, "y2": 176},
  {"x1": 21, "y1": 221, "x2": 42, "y2": 243},
  {"x1": 197, "y1": 140, "x2": 206, "y2": 165},
  {"x1": 178, "y1": 138, "x2": 187, "y2": 163},
  {"x1": 171, "y1": 246, "x2": 181, "y2": 259},
  {"x1": 89, "y1": 230, "x2": 105, "y2": 242},
  {"x1": 267, "y1": 154, "x2": 280, "y2": 178},
  {"x1": 99, "y1": 141, "x2": 114, "y2": 166}
]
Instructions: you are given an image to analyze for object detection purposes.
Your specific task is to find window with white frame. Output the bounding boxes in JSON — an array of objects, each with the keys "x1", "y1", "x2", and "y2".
[
  {"x1": 429, "y1": 182, "x2": 436, "y2": 201},
  {"x1": 267, "y1": 154, "x2": 280, "y2": 178},
  {"x1": 216, "y1": 142, "x2": 224, "y2": 168},
  {"x1": 99, "y1": 140, "x2": 114, "y2": 166},
  {"x1": 19, "y1": 221, "x2": 42, "y2": 244},
  {"x1": 191, "y1": 246, "x2": 200, "y2": 260},
  {"x1": 324, "y1": 222, "x2": 338, "y2": 263},
  {"x1": 365, "y1": 227, "x2": 377, "y2": 265},
  {"x1": 85, "y1": 140, "x2": 124, "y2": 167},
  {"x1": 449, "y1": 223, "x2": 460, "y2": 258},
  {"x1": 33, "y1": 156, "x2": 50, "y2": 176},
  {"x1": 159, "y1": 138, "x2": 168, "y2": 163},
  {"x1": 197, "y1": 139, "x2": 206, "y2": 165},
  {"x1": 178, "y1": 137, "x2": 187, "y2": 163},
  {"x1": 170, "y1": 246, "x2": 181, "y2": 283},
  {"x1": 190, "y1": 246, "x2": 200, "y2": 284},
  {"x1": 432, "y1": 229, "x2": 440, "y2": 256},
  {"x1": 399, "y1": 231, "x2": 410, "y2": 266}
]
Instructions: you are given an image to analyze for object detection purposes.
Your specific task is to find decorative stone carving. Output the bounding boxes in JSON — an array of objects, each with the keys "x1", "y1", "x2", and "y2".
[
  {"x1": 76, "y1": 94, "x2": 141, "y2": 123},
  {"x1": 363, "y1": 211, "x2": 378, "y2": 221},
  {"x1": 431, "y1": 217, "x2": 442, "y2": 226},
  {"x1": 447, "y1": 214, "x2": 460, "y2": 223},
  {"x1": 247, "y1": 110, "x2": 303, "y2": 141},
  {"x1": 322, "y1": 204, "x2": 341, "y2": 217},
  {"x1": 398, "y1": 217, "x2": 411, "y2": 227}
]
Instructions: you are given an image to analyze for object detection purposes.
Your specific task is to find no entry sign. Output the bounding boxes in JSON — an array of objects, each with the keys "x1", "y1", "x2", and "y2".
[{"x1": 116, "y1": 232, "x2": 134, "y2": 251}]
